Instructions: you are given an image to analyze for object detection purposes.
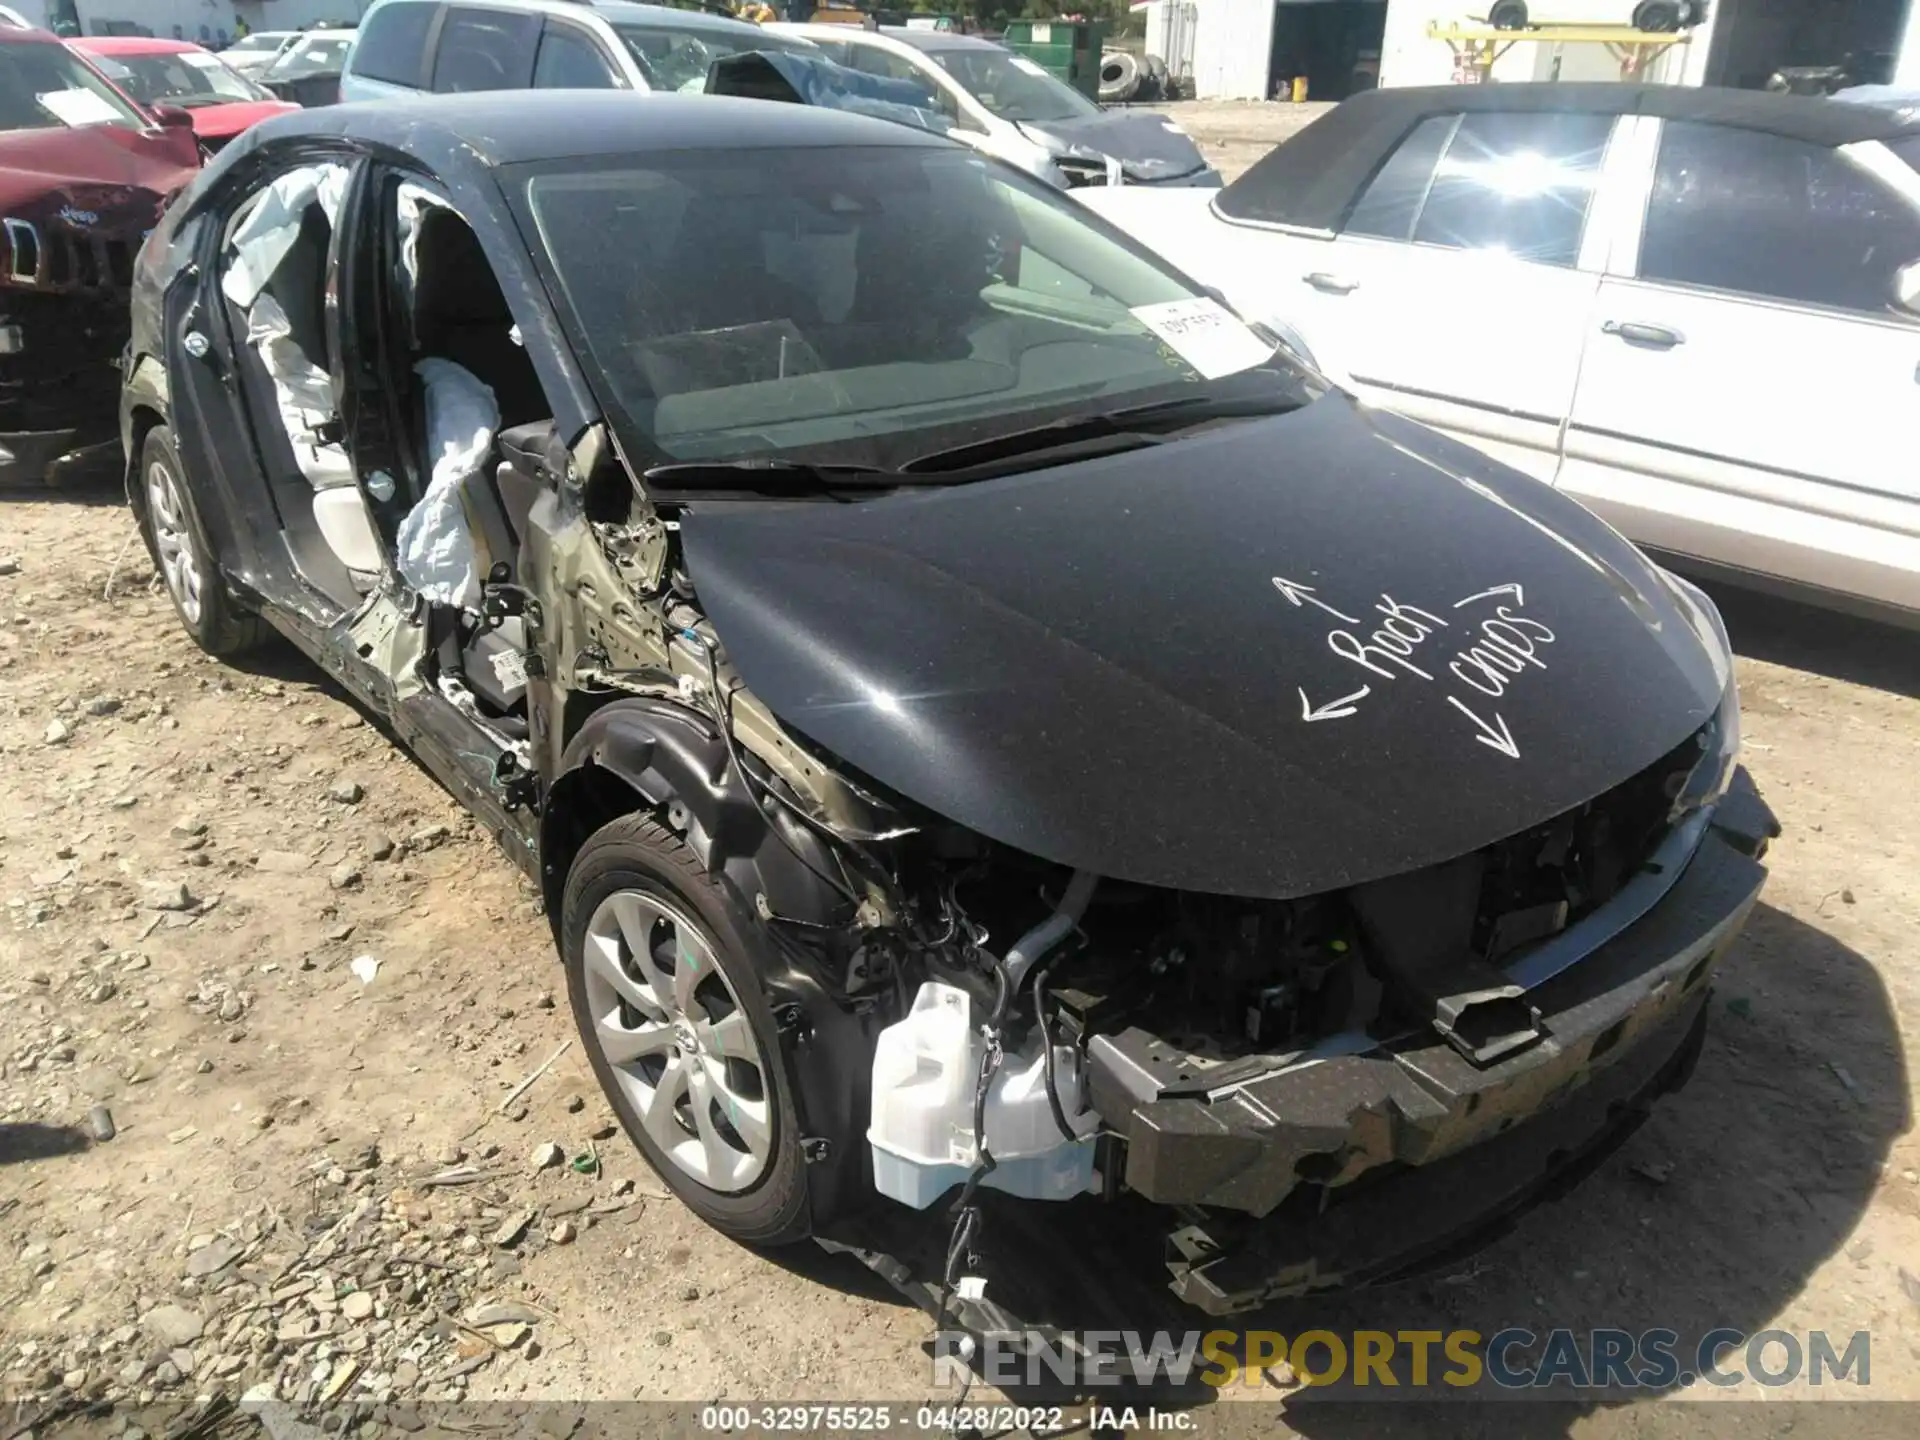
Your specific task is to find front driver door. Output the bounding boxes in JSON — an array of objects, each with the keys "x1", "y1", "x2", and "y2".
[{"x1": 162, "y1": 148, "x2": 362, "y2": 625}]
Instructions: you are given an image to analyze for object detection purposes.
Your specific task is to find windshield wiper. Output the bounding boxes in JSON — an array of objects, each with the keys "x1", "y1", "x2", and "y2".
[
  {"x1": 900, "y1": 390, "x2": 1305, "y2": 476},
  {"x1": 642, "y1": 457, "x2": 911, "y2": 500}
]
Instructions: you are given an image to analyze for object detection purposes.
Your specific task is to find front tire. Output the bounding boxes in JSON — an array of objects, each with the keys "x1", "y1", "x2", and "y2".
[
  {"x1": 1633, "y1": 1, "x2": 1682, "y2": 31},
  {"x1": 136, "y1": 426, "x2": 269, "y2": 656},
  {"x1": 563, "y1": 812, "x2": 811, "y2": 1246},
  {"x1": 1489, "y1": 1, "x2": 1529, "y2": 30}
]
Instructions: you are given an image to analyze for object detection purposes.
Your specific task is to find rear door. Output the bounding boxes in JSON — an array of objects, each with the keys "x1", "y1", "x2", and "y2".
[
  {"x1": 429, "y1": 4, "x2": 539, "y2": 93},
  {"x1": 1563, "y1": 120, "x2": 1920, "y2": 612},
  {"x1": 1288, "y1": 109, "x2": 1620, "y2": 484}
]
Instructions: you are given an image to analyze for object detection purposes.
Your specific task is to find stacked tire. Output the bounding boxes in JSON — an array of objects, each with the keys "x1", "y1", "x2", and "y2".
[
  {"x1": 1098, "y1": 50, "x2": 1171, "y2": 104},
  {"x1": 1098, "y1": 50, "x2": 1140, "y2": 103}
]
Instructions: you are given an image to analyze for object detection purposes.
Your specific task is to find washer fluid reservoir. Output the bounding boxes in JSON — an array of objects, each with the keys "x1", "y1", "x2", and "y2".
[{"x1": 867, "y1": 980, "x2": 1099, "y2": 1209}]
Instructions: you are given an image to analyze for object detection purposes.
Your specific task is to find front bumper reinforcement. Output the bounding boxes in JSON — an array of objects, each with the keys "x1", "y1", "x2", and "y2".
[{"x1": 1085, "y1": 770, "x2": 1775, "y2": 1310}]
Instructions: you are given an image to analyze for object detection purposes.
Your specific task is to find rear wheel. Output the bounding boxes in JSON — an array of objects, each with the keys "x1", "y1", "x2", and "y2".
[
  {"x1": 563, "y1": 812, "x2": 811, "y2": 1245},
  {"x1": 137, "y1": 426, "x2": 269, "y2": 656},
  {"x1": 1633, "y1": 1, "x2": 1683, "y2": 30},
  {"x1": 1489, "y1": 1, "x2": 1529, "y2": 30}
]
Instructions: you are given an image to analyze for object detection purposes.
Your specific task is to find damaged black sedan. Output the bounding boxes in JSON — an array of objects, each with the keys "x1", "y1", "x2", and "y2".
[{"x1": 120, "y1": 91, "x2": 1775, "y2": 1316}]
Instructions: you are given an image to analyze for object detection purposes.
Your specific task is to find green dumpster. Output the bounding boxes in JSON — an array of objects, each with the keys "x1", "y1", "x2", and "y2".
[{"x1": 1000, "y1": 18, "x2": 1107, "y2": 102}]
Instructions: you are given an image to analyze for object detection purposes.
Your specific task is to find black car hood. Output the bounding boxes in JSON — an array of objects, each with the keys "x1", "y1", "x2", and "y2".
[
  {"x1": 681, "y1": 394, "x2": 1725, "y2": 899},
  {"x1": 1016, "y1": 111, "x2": 1211, "y2": 180}
]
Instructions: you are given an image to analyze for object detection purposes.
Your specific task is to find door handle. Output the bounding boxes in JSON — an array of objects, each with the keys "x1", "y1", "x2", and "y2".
[
  {"x1": 1303, "y1": 272, "x2": 1360, "y2": 295},
  {"x1": 1601, "y1": 319, "x2": 1685, "y2": 349}
]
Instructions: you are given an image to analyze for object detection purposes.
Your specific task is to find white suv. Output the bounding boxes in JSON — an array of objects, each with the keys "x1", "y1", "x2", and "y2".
[{"x1": 340, "y1": 0, "x2": 809, "y2": 101}]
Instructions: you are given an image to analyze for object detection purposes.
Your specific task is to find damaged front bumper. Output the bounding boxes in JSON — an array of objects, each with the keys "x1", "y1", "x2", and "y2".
[{"x1": 1086, "y1": 768, "x2": 1778, "y2": 1314}]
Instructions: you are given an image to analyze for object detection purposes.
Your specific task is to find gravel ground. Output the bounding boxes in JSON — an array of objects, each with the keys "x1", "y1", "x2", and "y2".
[{"x1": 0, "y1": 111, "x2": 1916, "y2": 1437}]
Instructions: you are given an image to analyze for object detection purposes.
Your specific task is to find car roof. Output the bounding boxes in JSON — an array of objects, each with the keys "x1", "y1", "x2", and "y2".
[
  {"x1": 774, "y1": 22, "x2": 904, "y2": 44},
  {"x1": 290, "y1": 29, "x2": 357, "y2": 42},
  {"x1": 881, "y1": 27, "x2": 997, "y2": 53},
  {"x1": 1223, "y1": 82, "x2": 1920, "y2": 233},
  {"x1": 0, "y1": 23, "x2": 56, "y2": 45},
  {"x1": 592, "y1": 0, "x2": 781, "y2": 35},
  {"x1": 72, "y1": 36, "x2": 207, "y2": 56},
  {"x1": 251, "y1": 89, "x2": 947, "y2": 167},
  {"x1": 367, "y1": 0, "x2": 775, "y2": 36}
]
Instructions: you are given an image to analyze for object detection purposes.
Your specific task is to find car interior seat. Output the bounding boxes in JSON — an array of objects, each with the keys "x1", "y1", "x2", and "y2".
[
  {"x1": 244, "y1": 197, "x2": 384, "y2": 581},
  {"x1": 410, "y1": 208, "x2": 547, "y2": 429}
]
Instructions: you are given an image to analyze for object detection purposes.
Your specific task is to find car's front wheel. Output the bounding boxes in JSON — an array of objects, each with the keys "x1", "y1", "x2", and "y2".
[
  {"x1": 1489, "y1": 1, "x2": 1529, "y2": 30},
  {"x1": 562, "y1": 812, "x2": 812, "y2": 1245},
  {"x1": 137, "y1": 425, "x2": 269, "y2": 656}
]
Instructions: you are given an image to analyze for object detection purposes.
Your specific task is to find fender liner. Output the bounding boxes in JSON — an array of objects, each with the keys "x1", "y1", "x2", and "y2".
[{"x1": 542, "y1": 697, "x2": 876, "y2": 1225}]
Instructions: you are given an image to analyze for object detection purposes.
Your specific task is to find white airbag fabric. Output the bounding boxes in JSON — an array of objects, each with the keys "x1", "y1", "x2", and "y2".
[
  {"x1": 394, "y1": 181, "x2": 453, "y2": 326},
  {"x1": 245, "y1": 292, "x2": 352, "y2": 491},
  {"x1": 221, "y1": 163, "x2": 348, "y2": 310},
  {"x1": 396, "y1": 358, "x2": 498, "y2": 610}
]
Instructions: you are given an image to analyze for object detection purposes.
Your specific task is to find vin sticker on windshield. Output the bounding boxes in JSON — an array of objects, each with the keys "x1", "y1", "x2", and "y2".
[{"x1": 1129, "y1": 299, "x2": 1273, "y2": 380}]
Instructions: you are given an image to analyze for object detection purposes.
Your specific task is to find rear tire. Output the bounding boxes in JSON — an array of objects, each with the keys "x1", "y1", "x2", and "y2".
[
  {"x1": 1633, "y1": 1, "x2": 1683, "y2": 31},
  {"x1": 1489, "y1": 1, "x2": 1529, "y2": 30},
  {"x1": 136, "y1": 425, "x2": 270, "y2": 657},
  {"x1": 563, "y1": 812, "x2": 812, "y2": 1246}
]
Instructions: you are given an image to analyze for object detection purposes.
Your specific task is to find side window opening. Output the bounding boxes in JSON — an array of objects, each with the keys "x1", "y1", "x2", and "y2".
[
  {"x1": 1640, "y1": 121, "x2": 1920, "y2": 318},
  {"x1": 387, "y1": 187, "x2": 553, "y2": 725},
  {"x1": 348, "y1": 0, "x2": 436, "y2": 86},
  {"x1": 1414, "y1": 111, "x2": 1612, "y2": 267},
  {"x1": 217, "y1": 162, "x2": 382, "y2": 607},
  {"x1": 432, "y1": 6, "x2": 539, "y2": 93},
  {"x1": 1344, "y1": 114, "x2": 1457, "y2": 242},
  {"x1": 533, "y1": 23, "x2": 619, "y2": 89},
  {"x1": 1344, "y1": 110, "x2": 1611, "y2": 268}
]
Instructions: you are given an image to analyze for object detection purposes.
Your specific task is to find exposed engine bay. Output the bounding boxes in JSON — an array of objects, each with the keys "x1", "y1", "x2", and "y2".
[{"x1": 539, "y1": 433, "x2": 1747, "y2": 1263}]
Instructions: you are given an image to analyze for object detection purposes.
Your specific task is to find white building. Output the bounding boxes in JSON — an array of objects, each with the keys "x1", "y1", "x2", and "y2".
[
  {"x1": 7, "y1": 0, "x2": 370, "y2": 42},
  {"x1": 1178, "y1": 0, "x2": 1920, "y2": 101}
]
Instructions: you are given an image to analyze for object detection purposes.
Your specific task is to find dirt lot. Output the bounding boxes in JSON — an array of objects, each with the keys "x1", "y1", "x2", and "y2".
[
  {"x1": 1, "y1": 110, "x2": 1918, "y2": 1435},
  {"x1": 1145, "y1": 100, "x2": 1333, "y2": 181}
]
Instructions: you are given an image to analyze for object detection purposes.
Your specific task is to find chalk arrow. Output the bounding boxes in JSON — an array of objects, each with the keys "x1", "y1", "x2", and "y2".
[
  {"x1": 1272, "y1": 575, "x2": 1362, "y2": 624},
  {"x1": 1454, "y1": 583, "x2": 1525, "y2": 609},
  {"x1": 1447, "y1": 695, "x2": 1521, "y2": 759},
  {"x1": 1299, "y1": 684, "x2": 1371, "y2": 722}
]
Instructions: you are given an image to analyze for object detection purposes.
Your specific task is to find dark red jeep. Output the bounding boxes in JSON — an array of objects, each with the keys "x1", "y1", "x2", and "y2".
[{"x1": 0, "y1": 23, "x2": 197, "y2": 482}]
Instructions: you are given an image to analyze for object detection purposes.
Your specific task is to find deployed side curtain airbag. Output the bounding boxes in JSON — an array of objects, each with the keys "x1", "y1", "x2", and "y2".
[
  {"x1": 396, "y1": 357, "x2": 499, "y2": 610},
  {"x1": 394, "y1": 180, "x2": 454, "y2": 343},
  {"x1": 221, "y1": 163, "x2": 348, "y2": 310}
]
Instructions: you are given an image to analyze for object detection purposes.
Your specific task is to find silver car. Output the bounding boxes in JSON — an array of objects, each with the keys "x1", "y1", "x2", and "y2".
[{"x1": 769, "y1": 23, "x2": 1219, "y2": 191}]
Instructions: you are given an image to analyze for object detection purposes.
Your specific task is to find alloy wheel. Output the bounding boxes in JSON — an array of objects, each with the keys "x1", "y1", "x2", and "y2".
[
  {"x1": 146, "y1": 457, "x2": 203, "y2": 625},
  {"x1": 582, "y1": 890, "x2": 773, "y2": 1192}
]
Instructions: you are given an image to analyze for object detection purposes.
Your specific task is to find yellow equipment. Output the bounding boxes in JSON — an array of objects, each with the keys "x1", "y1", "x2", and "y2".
[{"x1": 1427, "y1": 21, "x2": 1690, "y2": 83}]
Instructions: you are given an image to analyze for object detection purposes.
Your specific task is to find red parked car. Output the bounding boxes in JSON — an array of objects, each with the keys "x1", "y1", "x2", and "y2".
[
  {"x1": 0, "y1": 25, "x2": 199, "y2": 482},
  {"x1": 70, "y1": 37, "x2": 298, "y2": 155}
]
